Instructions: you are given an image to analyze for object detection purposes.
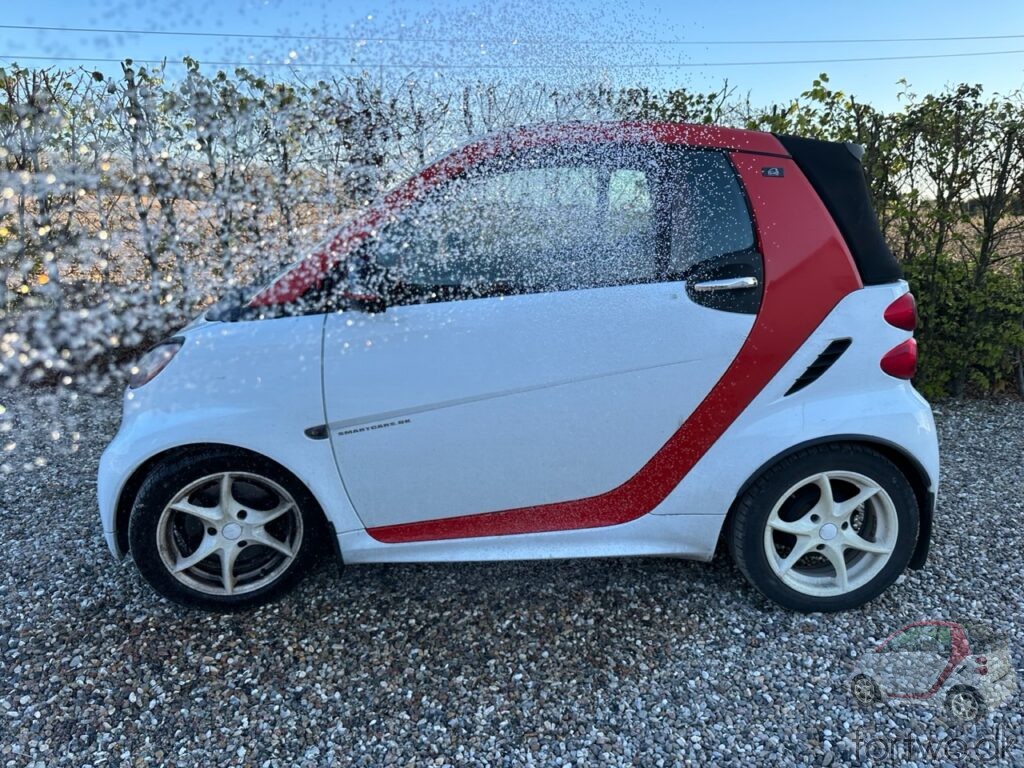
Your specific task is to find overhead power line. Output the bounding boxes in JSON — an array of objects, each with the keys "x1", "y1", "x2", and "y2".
[
  {"x1": 3, "y1": 22, "x2": 1024, "y2": 47},
  {"x1": 3, "y1": 49, "x2": 1024, "y2": 70}
]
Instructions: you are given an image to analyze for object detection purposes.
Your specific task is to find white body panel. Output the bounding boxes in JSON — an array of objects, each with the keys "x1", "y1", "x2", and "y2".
[
  {"x1": 332, "y1": 283, "x2": 937, "y2": 563},
  {"x1": 99, "y1": 283, "x2": 937, "y2": 565},
  {"x1": 648, "y1": 282, "x2": 939, "y2": 519},
  {"x1": 97, "y1": 314, "x2": 365, "y2": 556},
  {"x1": 322, "y1": 283, "x2": 754, "y2": 526}
]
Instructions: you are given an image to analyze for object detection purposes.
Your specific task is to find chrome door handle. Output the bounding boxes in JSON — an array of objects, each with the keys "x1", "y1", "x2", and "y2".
[{"x1": 691, "y1": 276, "x2": 759, "y2": 292}]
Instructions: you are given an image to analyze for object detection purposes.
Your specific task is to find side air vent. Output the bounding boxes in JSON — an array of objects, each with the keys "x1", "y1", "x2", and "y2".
[{"x1": 785, "y1": 338, "x2": 852, "y2": 396}]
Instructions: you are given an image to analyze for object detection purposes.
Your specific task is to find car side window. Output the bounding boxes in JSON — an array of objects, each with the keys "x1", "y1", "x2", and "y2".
[
  {"x1": 882, "y1": 630, "x2": 908, "y2": 651},
  {"x1": 666, "y1": 152, "x2": 756, "y2": 276},
  {"x1": 607, "y1": 168, "x2": 654, "y2": 242},
  {"x1": 380, "y1": 165, "x2": 618, "y2": 292},
  {"x1": 369, "y1": 145, "x2": 753, "y2": 304},
  {"x1": 885, "y1": 626, "x2": 933, "y2": 652}
]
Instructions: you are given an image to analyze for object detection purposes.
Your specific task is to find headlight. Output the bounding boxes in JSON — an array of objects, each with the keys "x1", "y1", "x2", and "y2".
[{"x1": 129, "y1": 338, "x2": 183, "y2": 389}]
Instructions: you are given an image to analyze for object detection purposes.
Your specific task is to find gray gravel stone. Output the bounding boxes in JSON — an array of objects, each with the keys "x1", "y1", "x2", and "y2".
[{"x1": 0, "y1": 392, "x2": 1021, "y2": 766}]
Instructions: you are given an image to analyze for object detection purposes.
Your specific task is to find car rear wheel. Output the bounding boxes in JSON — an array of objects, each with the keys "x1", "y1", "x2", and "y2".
[
  {"x1": 945, "y1": 687, "x2": 986, "y2": 723},
  {"x1": 729, "y1": 444, "x2": 919, "y2": 612},
  {"x1": 128, "y1": 450, "x2": 326, "y2": 610}
]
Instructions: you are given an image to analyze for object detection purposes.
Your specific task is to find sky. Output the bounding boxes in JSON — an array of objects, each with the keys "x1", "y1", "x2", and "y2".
[{"x1": 2, "y1": 0, "x2": 1024, "y2": 111}]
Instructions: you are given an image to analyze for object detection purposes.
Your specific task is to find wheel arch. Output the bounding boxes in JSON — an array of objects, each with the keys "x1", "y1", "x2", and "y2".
[
  {"x1": 113, "y1": 442, "x2": 338, "y2": 562},
  {"x1": 945, "y1": 682, "x2": 983, "y2": 699},
  {"x1": 725, "y1": 434, "x2": 934, "y2": 569}
]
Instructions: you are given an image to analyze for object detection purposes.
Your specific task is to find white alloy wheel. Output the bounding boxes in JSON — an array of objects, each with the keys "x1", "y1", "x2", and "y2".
[
  {"x1": 156, "y1": 471, "x2": 304, "y2": 597},
  {"x1": 946, "y1": 689, "x2": 983, "y2": 723},
  {"x1": 762, "y1": 470, "x2": 898, "y2": 598}
]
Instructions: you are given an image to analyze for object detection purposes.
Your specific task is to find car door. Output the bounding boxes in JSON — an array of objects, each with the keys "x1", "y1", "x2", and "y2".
[
  {"x1": 869, "y1": 628, "x2": 918, "y2": 694},
  {"x1": 322, "y1": 143, "x2": 763, "y2": 538},
  {"x1": 876, "y1": 625, "x2": 950, "y2": 696}
]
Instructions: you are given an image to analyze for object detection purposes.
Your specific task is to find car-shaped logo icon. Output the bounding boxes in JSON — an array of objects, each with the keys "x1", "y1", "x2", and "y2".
[{"x1": 851, "y1": 620, "x2": 1018, "y2": 723}]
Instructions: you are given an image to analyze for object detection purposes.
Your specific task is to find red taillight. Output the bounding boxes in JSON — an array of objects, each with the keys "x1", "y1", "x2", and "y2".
[
  {"x1": 977, "y1": 666, "x2": 989, "y2": 676},
  {"x1": 884, "y1": 292, "x2": 918, "y2": 331},
  {"x1": 975, "y1": 655, "x2": 987, "y2": 665},
  {"x1": 880, "y1": 339, "x2": 918, "y2": 379}
]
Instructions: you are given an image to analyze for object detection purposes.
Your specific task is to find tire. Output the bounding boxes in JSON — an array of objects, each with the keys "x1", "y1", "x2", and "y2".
[
  {"x1": 850, "y1": 674, "x2": 881, "y2": 706},
  {"x1": 728, "y1": 444, "x2": 919, "y2": 613},
  {"x1": 945, "y1": 686, "x2": 986, "y2": 724},
  {"x1": 128, "y1": 448, "x2": 328, "y2": 611}
]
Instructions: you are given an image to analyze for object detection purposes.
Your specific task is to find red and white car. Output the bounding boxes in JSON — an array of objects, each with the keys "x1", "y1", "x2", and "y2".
[{"x1": 97, "y1": 122, "x2": 939, "y2": 612}]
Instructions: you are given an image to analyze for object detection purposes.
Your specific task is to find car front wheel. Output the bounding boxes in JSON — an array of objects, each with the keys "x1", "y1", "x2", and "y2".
[
  {"x1": 128, "y1": 450, "x2": 326, "y2": 610},
  {"x1": 850, "y1": 674, "x2": 882, "y2": 706},
  {"x1": 729, "y1": 444, "x2": 920, "y2": 612}
]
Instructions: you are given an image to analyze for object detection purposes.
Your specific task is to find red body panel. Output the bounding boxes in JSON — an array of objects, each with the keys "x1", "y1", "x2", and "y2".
[{"x1": 363, "y1": 146, "x2": 862, "y2": 543}]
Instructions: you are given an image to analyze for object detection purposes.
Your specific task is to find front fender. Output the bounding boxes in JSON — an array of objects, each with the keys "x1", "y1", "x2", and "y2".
[{"x1": 96, "y1": 313, "x2": 363, "y2": 558}]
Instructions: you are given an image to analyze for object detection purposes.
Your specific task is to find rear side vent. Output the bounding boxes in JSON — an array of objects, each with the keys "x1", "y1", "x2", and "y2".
[{"x1": 785, "y1": 339, "x2": 852, "y2": 396}]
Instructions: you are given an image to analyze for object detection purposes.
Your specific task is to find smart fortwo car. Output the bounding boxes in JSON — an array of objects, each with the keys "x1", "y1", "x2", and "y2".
[{"x1": 97, "y1": 122, "x2": 939, "y2": 613}]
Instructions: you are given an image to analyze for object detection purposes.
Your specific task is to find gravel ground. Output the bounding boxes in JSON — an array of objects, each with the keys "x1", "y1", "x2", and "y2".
[{"x1": 1, "y1": 391, "x2": 1022, "y2": 766}]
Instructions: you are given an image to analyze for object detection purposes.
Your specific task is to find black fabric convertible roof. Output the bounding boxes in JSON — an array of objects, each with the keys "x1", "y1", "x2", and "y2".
[{"x1": 775, "y1": 134, "x2": 902, "y2": 286}]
